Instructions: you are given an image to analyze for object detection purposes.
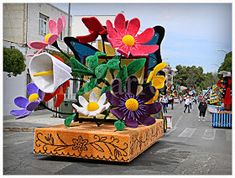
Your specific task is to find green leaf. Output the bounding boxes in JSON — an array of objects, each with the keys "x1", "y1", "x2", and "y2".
[
  {"x1": 70, "y1": 57, "x2": 94, "y2": 75},
  {"x1": 95, "y1": 64, "x2": 108, "y2": 79},
  {"x1": 100, "y1": 86, "x2": 111, "y2": 95},
  {"x1": 107, "y1": 58, "x2": 120, "y2": 70},
  {"x1": 127, "y1": 58, "x2": 146, "y2": 76},
  {"x1": 64, "y1": 113, "x2": 76, "y2": 127},
  {"x1": 76, "y1": 78, "x2": 97, "y2": 97},
  {"x1": 95, "y1": 51, "x2": 106, "y2": 57},
  {"x1": 116, "y1": 65, "x2": 128, "y2": 89},
  {"x1": 86, "y1": 55, "x2": 98, "y2": 71},
  {"x1": 114, "y1": 120, "x2": 126, "y2": 131}
]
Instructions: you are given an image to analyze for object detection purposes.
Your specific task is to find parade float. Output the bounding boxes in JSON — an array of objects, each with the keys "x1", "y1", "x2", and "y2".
[
  {"x1": 207, "y1": 71, "x2": 232, "y2": 128},
  {"x1": 10, "y1": 14, "x2": 168, "y2": 162}
]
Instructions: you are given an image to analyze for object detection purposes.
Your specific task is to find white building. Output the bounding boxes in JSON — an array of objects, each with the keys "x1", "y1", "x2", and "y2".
[{"x1": 3, "y1": 3, "x2": 71, "y2": 116}]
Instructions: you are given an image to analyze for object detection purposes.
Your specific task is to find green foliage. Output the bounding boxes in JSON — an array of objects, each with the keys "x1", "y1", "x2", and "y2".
[
  {"x1": 107, "y1": 58, "x2": 120, "y2": 70},
  {"x1": 116, "y1": 65, "x2": 128, "y2": 89},
  {"x1": 174, "y1": 65, "x2": 218, "y2": 92},
  {"x1": 100, "y1": 85, "x2": 111, "y2": 95},
  {"x1": 114, "y1": 120, "x2": 126, "y2": 131},
  {"x1": 218, "y1": 51, "x2": 232, "y2": 73},
  {"x1": 86, "y1": 55, "x2": 99, "y2": 71},
  {"x1": 70, "y1": 57, "x2": 94, "y2": 77},
  {"x1": 95, "y1": 64, "x2": 108, "y2": 79},
  {"x1": 76, "y1": 78, "x2": 97, "y2": 96},
  {"x1": 127, "y1": 58, "x2": 146, "y2": 76},
  {"x1": 48, "y1": 50, "x2": 74, "y2": 66},
  {"x1": 64, "y1": 113, "x2": 76, "y2": 127},
  {"x1": 3, "y1": 48, "x2": 26, "y2": 77}
]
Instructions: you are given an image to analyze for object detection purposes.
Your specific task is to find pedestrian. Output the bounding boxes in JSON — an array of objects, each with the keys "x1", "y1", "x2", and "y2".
[
  {"x1": 189, "y1": 96, "x2": 193, "y2": 110},
  {"x1": 168, "y1": 94, "x2": 174, "y2": 110},
  {"x1": 198, "y1": 99, "x2": 207, "y2": 121},
  {"x1": 184, "y1": 96, "x2": 190, "y2": 113},
  {"x1": 162, "y1": 95, "x2": 168, "y2": 113},
  {"x1": 179, "y1": 95, "x2": 183, "y2": 104}
]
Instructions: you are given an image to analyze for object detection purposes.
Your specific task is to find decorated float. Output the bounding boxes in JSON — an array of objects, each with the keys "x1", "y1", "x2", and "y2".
[{"x1": 10, "y1": 14, "x2": 169, "y2": 162}]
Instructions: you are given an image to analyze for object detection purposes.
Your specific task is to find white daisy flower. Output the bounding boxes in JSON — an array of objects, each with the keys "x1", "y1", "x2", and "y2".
[{"x1": 72, "y1": 91, "x2": 110, "y2": 117}]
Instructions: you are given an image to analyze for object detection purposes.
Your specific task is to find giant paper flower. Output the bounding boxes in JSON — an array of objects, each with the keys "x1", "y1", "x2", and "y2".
[
  {"x1": 76, "y1": 17, "x2": 107, "y2": 43},
  {"x1": 72, "y1": 91, "x2": 110, "y2": 117},
  {"x1": 146, "y1": 62, "x2": 167, "y2": 104},
  {"x1": 106, "y1": 76, "x2": 162, "y2": 128},
  {"x1": 28, "y1": 16, "x2": 66, "y2": 51},
  {"x1": 10, "y1": 83, "x2": 44, "y2": 119},
  {"x1": 106, "y1": 13, "x2": 159, "y2": 58}
]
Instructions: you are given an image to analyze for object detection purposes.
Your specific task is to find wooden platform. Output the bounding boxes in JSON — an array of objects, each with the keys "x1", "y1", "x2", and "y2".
[{"x1": 34, "y1": 119, "x2": 164, "y2": 162}]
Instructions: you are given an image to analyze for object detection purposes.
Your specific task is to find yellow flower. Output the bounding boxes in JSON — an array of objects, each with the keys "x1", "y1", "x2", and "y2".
[{"x1": 146, "y1": 62, "x2": 167, "y2": 104}]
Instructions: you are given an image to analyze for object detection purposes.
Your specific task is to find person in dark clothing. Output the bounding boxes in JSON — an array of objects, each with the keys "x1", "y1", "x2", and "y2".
[{"x1": 198, "y1": 99, "x2": 207, "y2": 121}]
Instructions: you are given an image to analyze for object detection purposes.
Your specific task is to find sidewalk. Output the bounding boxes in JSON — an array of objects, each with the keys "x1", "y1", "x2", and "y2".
[{"x1": 3, "y1": 110, "x2": 65, "y2": 132}]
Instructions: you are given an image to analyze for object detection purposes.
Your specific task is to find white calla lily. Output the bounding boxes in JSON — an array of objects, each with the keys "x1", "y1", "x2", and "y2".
[{"x1": 72, "y1": 91, "x2": 110, "y2": 117}]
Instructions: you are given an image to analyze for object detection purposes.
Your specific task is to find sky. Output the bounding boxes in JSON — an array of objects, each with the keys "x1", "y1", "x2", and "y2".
[{"x1": 52, "y1": 3, "x2": 232, "y2": 73}]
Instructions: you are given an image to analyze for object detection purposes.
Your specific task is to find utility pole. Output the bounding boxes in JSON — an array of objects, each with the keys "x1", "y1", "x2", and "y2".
[{"x1": 67, "y1": 3, "x2": 71, "y2": 54}]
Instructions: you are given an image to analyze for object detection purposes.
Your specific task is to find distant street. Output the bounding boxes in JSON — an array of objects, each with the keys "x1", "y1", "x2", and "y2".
[{"x1": 3, "y1": 103, "x2": 232, "y2": 175}]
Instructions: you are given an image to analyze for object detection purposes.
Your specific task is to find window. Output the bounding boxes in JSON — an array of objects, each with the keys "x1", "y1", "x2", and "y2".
[{"x1": 39, "y1": 13, "x2": 49, "y2": 36}]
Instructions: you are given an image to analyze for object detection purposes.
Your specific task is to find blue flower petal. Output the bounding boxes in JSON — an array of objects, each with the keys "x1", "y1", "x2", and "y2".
[
  {"x1": 14, "y1": 97, "x2": 29, "y2": 108},
  {"x1": 26, "y1": 101, "x2": 40, "y2": 111},
  {"x1": 27, "y1": 83, "x2": 39, "y2": 95}
]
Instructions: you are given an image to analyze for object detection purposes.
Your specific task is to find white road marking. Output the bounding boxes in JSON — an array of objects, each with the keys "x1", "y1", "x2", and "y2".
[
  {"x1": 202, "y1": 129, "x2": 216, "y2": 140},
  {"x1": 14, "y1": 141, "x2": 29, "y2": 145},
  {"x1": 178, "y1": 128, "x2": 196, "y2": 138}
]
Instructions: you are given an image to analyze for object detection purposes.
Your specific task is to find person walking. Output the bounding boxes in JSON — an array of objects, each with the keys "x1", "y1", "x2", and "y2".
[
  {"x1": 184, "y1": 96, "x2": 190, "y2": 113},
  {"x1": 198, "y1": 99, "x2": 207, "y2": 121},
  {"x1": 168, "y1": 94, "x2": 174, "y2": 110},
  {"x1": 162, "y1": 95, "x2": 168, "y2": 113}
]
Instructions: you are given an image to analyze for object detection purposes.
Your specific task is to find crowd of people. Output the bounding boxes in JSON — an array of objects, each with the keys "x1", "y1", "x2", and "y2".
[{"x1": 159, "y1": 94, "x2": 208, "y2": 121}]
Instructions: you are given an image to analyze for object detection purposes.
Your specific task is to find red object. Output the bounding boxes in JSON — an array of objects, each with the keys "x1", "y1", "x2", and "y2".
[
  {"x1": 43, "y1": 54, "x2": 70, "y2": 107},
  {"x1": 224, "y1": 78, "x2": 232, "y2": 110},
  {"x1": 76, "y1": 17, "x2": 107, "y2": 43}
]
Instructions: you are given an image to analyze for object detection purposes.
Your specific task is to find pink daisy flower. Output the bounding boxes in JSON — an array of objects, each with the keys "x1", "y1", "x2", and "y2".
[
  {"x1": 106, "y1": 13, "x2": 159, "y2": 58},
  {"x1": 28, "y1": 16, "x2": 66, "y2": 52}
]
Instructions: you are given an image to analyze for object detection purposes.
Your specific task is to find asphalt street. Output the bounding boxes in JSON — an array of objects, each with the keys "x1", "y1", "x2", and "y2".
[{"x1": 3, "y1": 103, "x2": 232, "y2": 175}]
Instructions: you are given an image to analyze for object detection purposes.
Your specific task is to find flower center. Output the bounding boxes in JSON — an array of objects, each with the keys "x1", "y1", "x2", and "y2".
[
  {"x1": 44, "y1": 33, "x2": 53, "y2": 43},
  {"x1": 125, "y1": 98, "x2": 139, "y2": 111},
  {"x1": 122, "y1": 35, "x2": 135, "y2": 46},
  {"x1": 28, "y1": 93, "x2": 39, "y2": 102},
  {"x1": 87, "y1": 102, "x2": 99, "y2": 111}
]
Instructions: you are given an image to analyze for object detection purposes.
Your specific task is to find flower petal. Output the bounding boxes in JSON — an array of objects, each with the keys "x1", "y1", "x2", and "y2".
[
  {"x1": 89, "y1": 91, "x2": 98, "y2": 102},
  {"x1": 72, "y1": 103, "x2": 88, "y2": 115},
  {"x1": 126, "y1": 18, "x2": 140, "y2": 37},
  {"x1": 48, "y1": 19, "x2": 57, "y2": 34},
  {"x1": 57, "y1": 17, "x2": 64, "y2": 35},
  {"x1": 126, "y1": 76, "x2": 138, "y2": 95},
  {"x1": 106, "y1": 91, "x2": 120, "y2": 106},
  {"x1": 10, "y1": 109, "x2": 31, "y2": 119},
  {"x1": 47, "y1": 34, "x2": 58, "y2": 45},
  {"x1": 125, "y1": 117, "x2": 138, "y2": 128},
  {"x1": 28, "y1": 41, "x2": 48, "y2": 50},
  {"x1": 152, "y1": 75, "x2": 165, "y2": 89},
  {"x1": 61, "y1": 16, "x2": 66, "y2": 29},
  {"x1": 98, "y1": 93, "x2": 106, "y2": 105},
  {"x1": 38, "y1": 90, "x2": 45, "y2": 100},
  {"x1": 26, "y1": 101, "x2": 40, "y2": 111},
  {"x1": 145, "y1": 102, "x2": 162, "y2": 114},
  {"x1": 152, "y1": 62, "x2": 168, "y2": 76},
  {"x1": 106, "y1": 20, "x2": 120, "y2": 39},
  {"x1": 114, "y1": 13, "x2": 126, "y2": 35},
  {"x1": 14, "y1": 97, "x2": 29, "y2": 108},
  {"x1": 138, "y1": 116, "x2": 156, "y2": 126},
  {"x1": 104, "y1": 103, "x2": 111, "y2": 109},
  {"x1": 130, "y1": 44, "x2": 159, "y2": 56},
  {"x1": 108, "y1": 38, "x2": 122, "y2": 48},
  {"x1": 117, "y1": 45, "x2": 130, "y2": 58},
  {"x1": 110, "y1": 108, "x2": 125, "y2": 119},
  {"x1": 79, "y1": 96, "x2": 88, "y2": 108},
  {"x1": 135, "y1": 28, "x2": 154, "y2": 44},
  {"x1": 54, "y1": 86, "x2": 64, "y2": 107},
  {"x1": 112, "y1": 78, "x2": 123, "y2": 96},
  {"x1": 82, "y1": 17, "x2": 105, "y2": 32},
  {"x1": 137, "y1": 85, "x2": 156, "y2": 102},
  {"x1": 27, "y1": 83, "x2": 39, "y2": 95},
  {"x1": 77, "y1": 32, "x2": 99, "y2": 43}
]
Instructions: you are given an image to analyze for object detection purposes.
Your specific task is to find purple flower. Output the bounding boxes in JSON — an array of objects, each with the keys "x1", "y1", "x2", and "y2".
[
  {"x1": 10, "y1": 83, "x2": 44, "y2": 119},
  {"x1": 106, "y1": 76, "x2": 162, "y2": 128}
]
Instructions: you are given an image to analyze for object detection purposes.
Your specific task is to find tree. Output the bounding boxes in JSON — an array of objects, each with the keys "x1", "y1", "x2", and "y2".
[
  {"x1": 218, "y1": 51, "x2": 232, "y2": 73},
  {"x1": 3, "y1": 48, "x2": 26, "y2": 77}
]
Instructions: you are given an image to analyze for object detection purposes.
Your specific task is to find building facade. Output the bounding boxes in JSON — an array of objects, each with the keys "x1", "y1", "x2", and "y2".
[{"x1": 3, "y1": 3, "x2": 71, "y2": 116}]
